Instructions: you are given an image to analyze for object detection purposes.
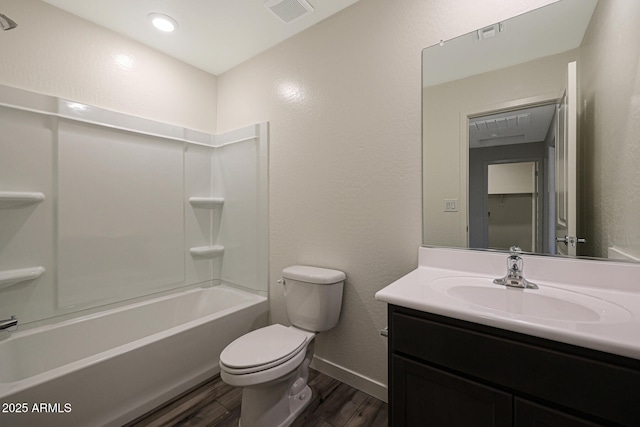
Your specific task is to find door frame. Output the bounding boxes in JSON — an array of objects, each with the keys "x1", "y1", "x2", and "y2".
[{"x1": 461, "y1": 93, "x2": 560, "y2": 249}]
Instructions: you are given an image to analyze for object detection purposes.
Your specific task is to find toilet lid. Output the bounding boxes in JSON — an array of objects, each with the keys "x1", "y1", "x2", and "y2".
[{"x1": 220, "y1": 324, "x2": 308, "y2": 369}]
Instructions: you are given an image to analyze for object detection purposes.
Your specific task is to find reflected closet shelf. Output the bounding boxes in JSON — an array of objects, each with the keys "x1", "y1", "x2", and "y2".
[
  {"x1": 190, "y1": 245, "x2": 224, "y2": 258},
  {"x1": 189, "y1": 197, "x2": 224, "y2": 208},
  {"x1": 0, "y1": 192, "x2": 45, "y2": 208},
  {"x1": 0, "y1": 266, "x2": 46, "y2": 290}
]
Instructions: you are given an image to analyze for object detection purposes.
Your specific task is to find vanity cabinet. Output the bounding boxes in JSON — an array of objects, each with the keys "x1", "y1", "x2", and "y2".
[{"x1": 388, "y1": 305, "x2": 640, "y2": 426}]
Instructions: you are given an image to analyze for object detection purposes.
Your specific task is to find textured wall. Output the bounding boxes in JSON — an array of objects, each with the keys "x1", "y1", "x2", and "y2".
[
  {"x1": 579, "y1": 0, "x2": 640, "y2": 259},
  {"x1": 0, "y1": 0, "x2": 217, "y2": 133},
  {"x1": 216, "y1": 0, "x2": 555, "y2": 395},
  {"x1": 0, "y1": 0, "x2": 560, "y2": 397}
]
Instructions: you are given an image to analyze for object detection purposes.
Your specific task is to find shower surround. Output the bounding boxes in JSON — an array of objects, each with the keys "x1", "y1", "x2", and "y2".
[{"x1": 0, "y1": 84, "x2": 269, "y2": 425}]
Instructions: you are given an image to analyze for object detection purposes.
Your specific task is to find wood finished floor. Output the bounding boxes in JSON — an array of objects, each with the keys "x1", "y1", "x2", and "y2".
[{"x1": 126, "y1": 368, "x2": 388, "y2": 427}]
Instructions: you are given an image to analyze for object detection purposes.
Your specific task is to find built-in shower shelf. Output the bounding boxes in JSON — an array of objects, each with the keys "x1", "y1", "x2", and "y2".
[
  {"x1": 0, "y1": 266, "x2": 46, "y2": 290},
  {"x1": 189, "y1": 197, "x2": 224, "y2": 208},
  {"x1": 189, "y1": 245, "x2": 224, "y2": 258},
  {"x1": 0, "y1": 191, "x2": 45, "y2": 208}
]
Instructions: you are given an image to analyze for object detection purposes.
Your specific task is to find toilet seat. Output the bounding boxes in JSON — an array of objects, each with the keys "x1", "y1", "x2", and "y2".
[{"x1": 220, "y1": 324, "x2": 309, "y2": 375}]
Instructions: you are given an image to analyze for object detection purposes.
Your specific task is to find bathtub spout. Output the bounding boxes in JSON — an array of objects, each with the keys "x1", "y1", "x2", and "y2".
[{"x1": 0, "y1": 315, "x2": 17, "y2": 331}]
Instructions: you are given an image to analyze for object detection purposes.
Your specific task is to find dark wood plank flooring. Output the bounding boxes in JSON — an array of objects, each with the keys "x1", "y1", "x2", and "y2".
[{"x1": 126, "y1": 368, "x2": 387, "y2": 427}]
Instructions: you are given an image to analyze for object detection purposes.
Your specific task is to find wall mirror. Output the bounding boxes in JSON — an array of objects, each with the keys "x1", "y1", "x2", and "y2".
[{"x1": 422, "y1": 0, "x2": 640, "y2": 263}]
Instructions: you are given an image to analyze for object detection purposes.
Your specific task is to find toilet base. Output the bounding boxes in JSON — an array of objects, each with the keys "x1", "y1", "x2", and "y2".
[
  {"x1": 284, "y1": 384, "x2": 312, "y2": 426},
  {"x1": 237, "y1": 343, "x2": 314, "y2": 427},
  {"x1": 239, "y1": 384, "x2": 312, "y2": 427}
]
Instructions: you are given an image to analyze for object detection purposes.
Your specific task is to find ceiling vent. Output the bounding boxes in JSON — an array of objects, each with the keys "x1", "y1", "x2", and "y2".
[
  {"x1": 470, "y1": 113, "x2": 530, "y2": 132},
  {"x1": 476, "y1": 23, "x2": 503, "y2": 40},
  {"x1": 265, "y1": 0, "x2": 313, "y2": 24}
]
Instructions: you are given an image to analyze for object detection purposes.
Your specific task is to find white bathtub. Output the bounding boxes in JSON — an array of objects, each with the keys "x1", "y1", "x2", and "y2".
[{"x1": 0, "y1": 285, "x2": 268, "y2": 427}]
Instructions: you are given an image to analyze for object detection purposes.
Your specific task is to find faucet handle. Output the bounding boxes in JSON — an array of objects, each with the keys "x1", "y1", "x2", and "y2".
[
  {"x1": 507, "y1": 254, "x2": 523, "y2": 274},
  {"x1": 0, "y1": 315, "x2": 18, "y2": 332},
  {"x1": 508, "y1": 246, "x2": 523, "y2": 272},
  {"x1": 494, "y1": 247, "x2": 538, "y2": 289}
]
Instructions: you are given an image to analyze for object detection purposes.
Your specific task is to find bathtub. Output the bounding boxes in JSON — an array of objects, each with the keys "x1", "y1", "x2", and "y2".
[{"x1": 0, "y1": 284, "x2": 268, "y2": 427}]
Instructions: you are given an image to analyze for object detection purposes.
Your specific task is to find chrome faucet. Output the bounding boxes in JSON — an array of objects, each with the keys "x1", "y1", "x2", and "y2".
[
  {"x1": 0, "y1": 315, "x2": 18, "y2": 331},
  {"x1": 493, "y1": 246, "x2": 538, "y2": 289}
]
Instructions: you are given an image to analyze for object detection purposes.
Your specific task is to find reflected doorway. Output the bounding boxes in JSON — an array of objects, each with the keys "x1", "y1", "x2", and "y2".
[{"x1": 468, "y1": 103, "x2": 558, "y2": 253}]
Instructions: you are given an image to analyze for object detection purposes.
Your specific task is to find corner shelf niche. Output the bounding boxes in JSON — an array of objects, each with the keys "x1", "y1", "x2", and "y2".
[
  {"x1": 189, "y1": 245, "x2": 224, "y2": 258},
  {"x1": 0, "y1": 266, "x2": 46, "y2": 290},
  {"x1": 0, "y1": 191, "x2": 45, "y2": 208},
  {"x1": 189, "y1": 197, "x2": 224, "y2": 209}
]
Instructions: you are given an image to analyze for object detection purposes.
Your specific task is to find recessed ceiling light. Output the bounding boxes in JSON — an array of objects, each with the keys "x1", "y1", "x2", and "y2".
[{"x1": 148, "y1": 13, "x2": 178, "y2": 32}]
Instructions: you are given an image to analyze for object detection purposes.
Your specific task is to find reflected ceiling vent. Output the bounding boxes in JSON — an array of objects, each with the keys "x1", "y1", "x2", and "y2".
[
  {"x1": 265, "y1": 0, "x2": 313, "y2": 24},
  {"x1": 470, "y1": 114, "x2": 530, "y2": 132},
  {"x1": 476, "y1": 23, "x2": 503, "y2": 40}
]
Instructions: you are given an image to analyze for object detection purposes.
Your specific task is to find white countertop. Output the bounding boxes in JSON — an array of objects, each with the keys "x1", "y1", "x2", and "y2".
[{"x1": 375, "y1": 247, "x2": 640, "y2": 360}]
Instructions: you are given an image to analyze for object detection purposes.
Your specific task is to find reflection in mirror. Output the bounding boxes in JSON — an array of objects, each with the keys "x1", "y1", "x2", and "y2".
[{"x1": 422, "y1": 0, "x2": 640, "y2": 263}]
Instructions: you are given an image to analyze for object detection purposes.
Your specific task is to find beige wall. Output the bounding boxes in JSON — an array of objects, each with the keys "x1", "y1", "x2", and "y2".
[
  {"x1": 0, "y1": 0, "x2": 217, "y2": 133},
  {"x1": 0, "y1": 0, "x2": 560, "y2": 399},
  {"x1": 217, "y1": 0, "x2": 556, "y2": 397},
  {"x1": 580, "y1": 0, "x2": 640, "y2": 259}
]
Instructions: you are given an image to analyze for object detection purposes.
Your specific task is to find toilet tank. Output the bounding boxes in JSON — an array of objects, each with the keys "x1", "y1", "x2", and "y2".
[{"x1": 282, "y1": 265, "x2": 345, "y2": 332}]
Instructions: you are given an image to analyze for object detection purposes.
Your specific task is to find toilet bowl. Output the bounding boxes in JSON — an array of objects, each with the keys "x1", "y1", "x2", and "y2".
[
  {"x1": 219, "y1": 265, "x2": 345, "y2": 427},
  {"x1": 220, "y1": 324, "x2": 315, "y2": 427}
]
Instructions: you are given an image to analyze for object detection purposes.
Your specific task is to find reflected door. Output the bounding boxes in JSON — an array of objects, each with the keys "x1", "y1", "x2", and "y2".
[{"x1": 555, "y1": 61, "x2": 579, "y2": 256}]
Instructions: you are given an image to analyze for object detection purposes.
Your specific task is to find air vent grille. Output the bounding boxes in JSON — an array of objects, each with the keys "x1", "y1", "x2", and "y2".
[
  {"x1": 470, "y1": 114, "x2": 530, "y2": 132},
  {"x1": 265, "y1": 0, "x2": 313, "y2": 24}
]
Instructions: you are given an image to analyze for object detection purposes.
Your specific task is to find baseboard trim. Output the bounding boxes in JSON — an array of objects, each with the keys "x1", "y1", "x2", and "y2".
[{"x1": 310, "y1": 356, "x2": 388, "y2": 403}]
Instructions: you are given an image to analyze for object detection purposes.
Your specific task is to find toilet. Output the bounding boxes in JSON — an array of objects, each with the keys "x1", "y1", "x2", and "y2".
[{"x1": 219, "y1": 265, "x2": 346, "y2": 427}]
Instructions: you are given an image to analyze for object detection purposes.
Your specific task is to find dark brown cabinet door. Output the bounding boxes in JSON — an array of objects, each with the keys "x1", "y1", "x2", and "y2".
[{"x1": 392, "y1": 355, "x2": 512, "y2": 427}]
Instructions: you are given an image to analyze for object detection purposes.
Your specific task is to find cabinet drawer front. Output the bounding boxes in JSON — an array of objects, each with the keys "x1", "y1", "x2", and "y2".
[
  {"x1": 391, "y1": 308, "x2": 640, "y2": 426},
  {"x1": 515, "y1": 398, "x2": 604, "y2": 427}
]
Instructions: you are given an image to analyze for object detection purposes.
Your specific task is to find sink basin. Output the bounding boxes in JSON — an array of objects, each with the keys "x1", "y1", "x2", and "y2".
[{"x1": 430, "y1": 277, "x2": 631, "y2": 324}]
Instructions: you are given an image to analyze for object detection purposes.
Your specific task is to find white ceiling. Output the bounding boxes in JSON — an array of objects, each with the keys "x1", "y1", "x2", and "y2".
[
  {"x1": 469, "y1": 104, "x2": 557, "y2": 149},
  {"x1": 42, "y1": 0, "x2": 360, "y2": 76}
]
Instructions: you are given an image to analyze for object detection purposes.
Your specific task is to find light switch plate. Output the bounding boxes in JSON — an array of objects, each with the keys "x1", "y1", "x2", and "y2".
[{"x1": 444, "y1": 199, "x2": 458, "y2": 212}]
